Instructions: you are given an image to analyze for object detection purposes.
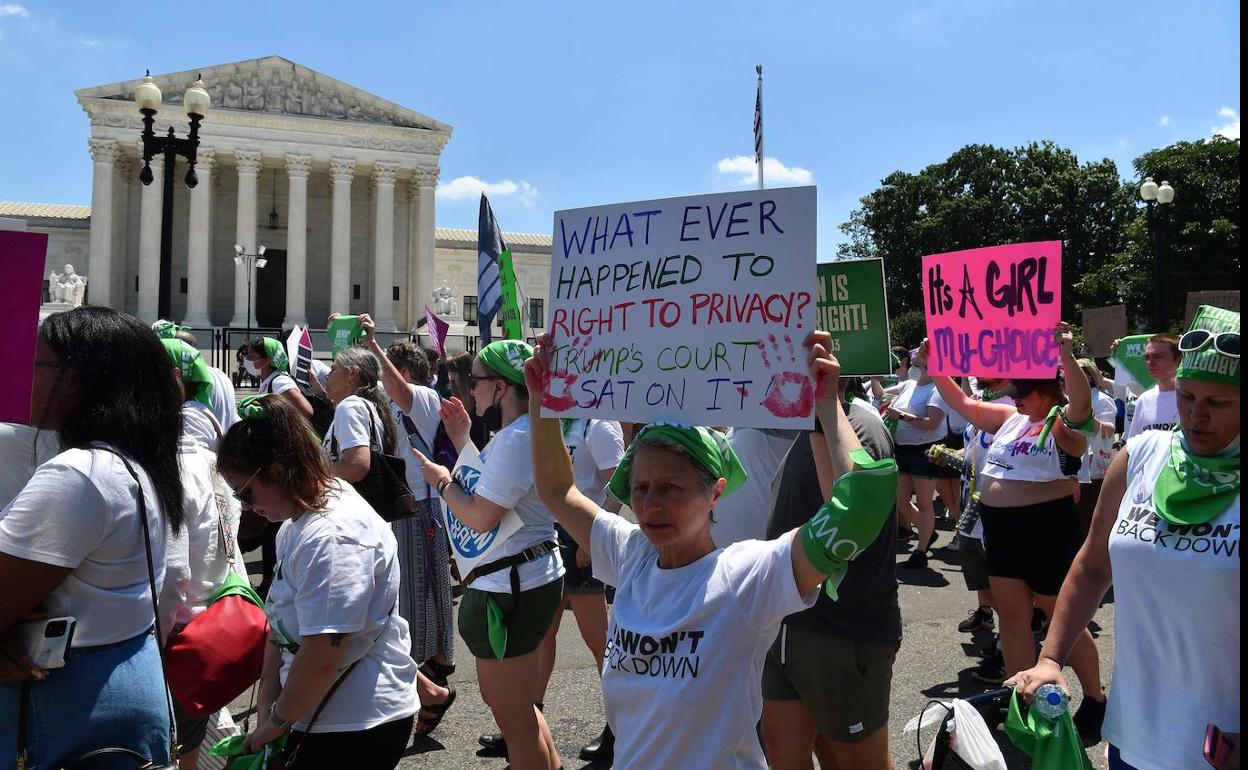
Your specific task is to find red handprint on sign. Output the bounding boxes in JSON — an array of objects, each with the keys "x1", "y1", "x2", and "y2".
[
  {"x1": 758, "y1": 333, "x2": 814, "y2": 418},
  {"x1": 542, "y1": 336, "x2": 597, "y2": 413}
]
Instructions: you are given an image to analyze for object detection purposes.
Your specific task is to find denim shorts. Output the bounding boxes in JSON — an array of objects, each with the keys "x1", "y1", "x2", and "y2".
[{"x1": 0, "y1": 629, "x2": 171, "y2": 769}]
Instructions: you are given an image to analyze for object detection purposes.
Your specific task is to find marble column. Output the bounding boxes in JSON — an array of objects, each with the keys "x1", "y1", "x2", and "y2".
[
  {"x1": 411, "y1": 167, "x2": 438, "y2": 334},
  {"x1": 137, "y1": 149, "x2": 163, "y2": 322},
  {"x1": 110, "y1": 154, "x2": 132, "y2": 309},
  {"x1": 87, "y1": 138, "x2": 117, "y2": 309},
  {"x1": 283, "y1": 153, "x2": 312, "y2": 327},
  {"x1": 329, "y1": 157, "x2": 356, "y2": 317},
  {"x1": 371, "y1": 161, "x2": 399, "y2": 332},
  {"x1": 230, "y1": 149, "x2": 263, "y2": 328},
  {"x1": 183, "y1": 148, "x2": 214, "y2": 326}
]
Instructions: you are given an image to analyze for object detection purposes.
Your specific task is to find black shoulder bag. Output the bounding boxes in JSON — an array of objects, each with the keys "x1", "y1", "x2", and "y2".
[{"x1": 330, "y1": 404, "x2": 417, "y2": 522}]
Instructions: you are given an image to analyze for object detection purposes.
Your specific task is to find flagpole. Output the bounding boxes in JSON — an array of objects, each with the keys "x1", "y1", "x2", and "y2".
[{"x1": 755, "y1": 64, "x2": 764, "y2": 190}]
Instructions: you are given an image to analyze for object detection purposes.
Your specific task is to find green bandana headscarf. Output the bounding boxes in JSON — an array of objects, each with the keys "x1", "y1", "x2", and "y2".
[
  {"x1": 477, "y1": 340, "x2": 532, "y2": 386},
  {"x1": 607, "y1": 423, "x2": 747, "y2": 506},
  {"x1": 236, "y1": 395, "x2": 269, "y2": 421},
  {"x1": 151, "y1": 319, "x2": 188, "y2": 340},
  {"x1": 259, "y1": 337, "x2": 289, "y2": 373},
  {"x1": 160, "y1": 339, "x2": 213, "y2": 408},
  {"x1": 1176, "y1": 305, "x2": 1240, "y2": 386}
]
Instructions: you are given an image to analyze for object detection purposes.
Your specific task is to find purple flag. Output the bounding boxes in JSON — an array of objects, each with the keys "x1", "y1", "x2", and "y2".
[
  {"x1": 0, "y1": 231, "x2": 49, "y2": 424},
  {"x1": 425, "y1": 305, "x2": 450, "y2": 357}
]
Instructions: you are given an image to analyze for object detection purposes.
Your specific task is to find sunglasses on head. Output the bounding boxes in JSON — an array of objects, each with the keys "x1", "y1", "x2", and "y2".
[{"x1": 1179, "y1": 329, "x2": 1240, "y2": 359}]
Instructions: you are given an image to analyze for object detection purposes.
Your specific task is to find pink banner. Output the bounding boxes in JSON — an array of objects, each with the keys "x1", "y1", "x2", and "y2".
[
  {"x1": 921, "y1": 241, "x2": 1062, "y2": 377},
  {"x1": 424, "y1": 305, "x2": 450, "y2": 357},
  {"x1": 0, "y1": 231, "x2": 50, "y2": 424}
]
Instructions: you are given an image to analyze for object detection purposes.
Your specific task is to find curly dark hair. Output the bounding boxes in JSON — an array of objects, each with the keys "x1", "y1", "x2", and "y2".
[
  {"x1": 386, "y1": 340, "x2": 430, "y2": 385},
  {"x1": 217, "y1": 395, "x2": 335, "y2": 513},
  {"x1": 40, "y1": 307, "x2": 185, "y2": 533}
]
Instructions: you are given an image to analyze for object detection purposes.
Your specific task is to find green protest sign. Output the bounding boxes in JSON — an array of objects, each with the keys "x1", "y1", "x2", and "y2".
[
  {"x1": 816, "y1": 259, "x2": 891, "y2": 376},
  {"x1": 328, "y1": 314, "x2": 364, "y2": 358},
  {"x1": 1109, "y1": 334, "x2": 1157, "y2": 391}
]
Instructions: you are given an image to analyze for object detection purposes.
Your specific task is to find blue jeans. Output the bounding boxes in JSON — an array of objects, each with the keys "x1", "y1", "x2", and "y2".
[{"x1": 0, "y1": 629, "x2": 171, "y2": 769}]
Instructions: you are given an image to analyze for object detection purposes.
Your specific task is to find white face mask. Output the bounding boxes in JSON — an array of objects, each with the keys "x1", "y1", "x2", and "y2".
[
  {"x1": 244, "y1": 360, "x2": 261, "y2": 376},
  {"x1": 907, "y1": 365, "x2": 923, "y2": 381}
]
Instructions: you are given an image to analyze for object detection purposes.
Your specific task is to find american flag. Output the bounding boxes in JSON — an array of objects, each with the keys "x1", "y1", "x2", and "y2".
[{"x1": 753, "y1": 76, "x2": 763, "y2": 163}]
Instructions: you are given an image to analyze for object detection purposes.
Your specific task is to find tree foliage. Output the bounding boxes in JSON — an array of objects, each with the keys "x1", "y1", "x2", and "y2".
[{"x1": 839, "y1": 138, "x2": 1240, "y2": 332}]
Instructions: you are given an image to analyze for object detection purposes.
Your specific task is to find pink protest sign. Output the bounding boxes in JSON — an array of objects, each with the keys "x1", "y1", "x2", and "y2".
[
  {"x1": 424, "y1": 305, "x2": 450, "y2": 357},
  {"x1": 0, "y1": 231, "x2": 50, "y2": 424},
  {"x1": 921, "y1": 241, "x2": 1062, "y2": 377}
]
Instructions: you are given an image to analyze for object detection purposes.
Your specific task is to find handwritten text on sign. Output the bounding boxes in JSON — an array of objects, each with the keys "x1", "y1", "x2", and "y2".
[
  {"x1": 544, "y1": 187, "x2": 817, "y2": 429},
  {"x1": 921, "y1": 241, "x2": 1062, "y2": 377}
]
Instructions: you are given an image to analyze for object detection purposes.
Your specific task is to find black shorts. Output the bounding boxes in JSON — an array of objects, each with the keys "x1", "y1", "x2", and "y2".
[
  {"x1": 556, "y1": 524, "x2": 604, "y2": 595},
  {"x1": 980, "y1": 496, "x2": 1083, "y2": 596},
  {"x1": 895, "y1": 442, "x2": 941, "y2": 479}
]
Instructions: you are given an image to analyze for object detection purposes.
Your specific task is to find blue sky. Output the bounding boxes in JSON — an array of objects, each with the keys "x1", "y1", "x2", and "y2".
[{"x1": 0, "y1": 1, "x2": 1239, "y2": 259}]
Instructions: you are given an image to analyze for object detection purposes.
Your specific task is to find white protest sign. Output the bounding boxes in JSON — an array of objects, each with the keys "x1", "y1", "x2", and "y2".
[
  {"x1": 544, "y1": 186, "x2": 817, "y2": 429},
  {"x1": 286, "y1": 326, "x2": 313, "y2": 389},
  {"x1": 443, "y1": 442, "x2": 523, "y2": 577}
]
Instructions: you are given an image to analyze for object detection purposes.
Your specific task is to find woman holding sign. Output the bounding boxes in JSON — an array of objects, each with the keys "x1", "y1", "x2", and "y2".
[
  {"x1": 930, "y1": 325, "x2": 1108, "y2": 742},
  {"x1": 1010, "y1": 306, "x2": 1240, "y2": 770},
  {"x1": 411, "y1": 340, "x2": 566, "y2": 770},
  {"x1": 510, "y1": 330, "x2": 898, "y2": 770}
]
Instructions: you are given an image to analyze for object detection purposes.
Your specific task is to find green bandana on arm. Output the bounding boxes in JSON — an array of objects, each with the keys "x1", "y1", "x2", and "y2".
[
  {"x1": 607, "y1": 423, "x2": 747, "y2": 506},
  {"x1": 160, "y1": 339, "x2": 214, "y2": 408},
  {"x1": 477, "y1": 339, "x2": 533, "y2": 385},
  {"x1": 799, "y1": 449, "x2": 899, "y2": 599},
  {"x1": 260, "y1": 337, "x2": 289, "y2": 373}
]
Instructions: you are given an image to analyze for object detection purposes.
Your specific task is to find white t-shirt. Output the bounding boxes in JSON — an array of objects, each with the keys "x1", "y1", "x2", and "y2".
[
  {"x1": 264, "y1": 482, "x2": 419, "y2": 733},
  {"x1": 892, "y1": 381, "x2": 947, "y2": 445},
  {"x1": 1103, "y1": 431, "x2": 1240, "y2": 770},
  {"x1": 260, "y1": 371, "x2": 298, "y2": 397},
  {"x1": 0, "y1": 445, "x2": 167, "y2": 646},
  {"x1": 182, "y1": 401, "x2": 223, "y2": 453},
  {"x1": 1080, "y1": 390, "x2": 1119, "y2": 483},
  {"x1": 472, "y1": 414, "x2": 565, "y2": 593},
  {"x1": 1125, "y1": 386, "x2": 1178, "y2": 440},
  {"x1": 392, "y1": 384, "x2": 442, "y2": 501},
  {"x1": 565, "y1": 419, "x2": 626, "y2": 508},
  {"x1": 711, "y1": 428, "x2": 799, "y2": 548},
  {"x1": 591, "y1": 513, "x2": 817, "y2": 770},
  {"x1": 207, "y1": 365, "x2": 238, "y2": 432},
  {"x1": 980, "y1": 412, "x2": 1072, "y2": 483},
  {"x1": 161, "y1": 439, "x2": 245, "y2": 634},
  {"x1": 0, "y1": 423, "x2": 59, "y2": 509},
  {"x1": 323, "y1": 395, "x2": 382, "y2": 461}
]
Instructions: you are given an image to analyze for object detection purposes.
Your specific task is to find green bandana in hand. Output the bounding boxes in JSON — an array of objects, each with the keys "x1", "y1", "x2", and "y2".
[
  {"x1": 1005, "y1": 690, "x2": 1093, "y2": 770},
  {"x1": 327, "y1": 315, "x2": 365, "y2": 358},
  {"x1": 1109, "y1": 334, "x2": 1158, "y2": 391},
  {"x1": 208, "y1": 733, "x2": 288, "y2": 770},
  {"x1": 1153, "y1": 431, "x2": 1240, "y2": 526},
  {"x1": 477, "y1": 339, "x2": 533, "y2": 386},
  {"x1": 608, "y1": 423, "x2": 747, "y2": 507},
  {"x1": 799, "y1": 449, "x2": 899, "y2": 599},
  {"x1": 259, "y1": 337, "x2": 289, "y2": 373},
  {"x1": 1177, "y1": 305, "x2": 1240, "y2": 386},
  {"x1": 237, "y1": 395, "x2": 269, "y2": 421},
  {"x1": 161, "y1": 339, "x2": 214, "y2": 408}
]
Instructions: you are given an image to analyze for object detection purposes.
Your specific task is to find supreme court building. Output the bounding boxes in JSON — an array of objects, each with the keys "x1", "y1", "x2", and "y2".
[{"x1": 1, "y1": 56, "x2": 553, "y2": 337}]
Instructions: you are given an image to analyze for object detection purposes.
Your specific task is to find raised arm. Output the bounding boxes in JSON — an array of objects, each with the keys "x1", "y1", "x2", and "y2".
[
  {"x1": 523, "y1": 335, "x2": 600, "y2": 552},
  {"x1": 359, "y1": 313, "x2": 414, "y2": 414},
  {"x1": 1052, "y1": 324, "x2": 1092, "y2": 457},
  {"x1": 932, "y1": 374, "x2": 1012, "y2": 434}
]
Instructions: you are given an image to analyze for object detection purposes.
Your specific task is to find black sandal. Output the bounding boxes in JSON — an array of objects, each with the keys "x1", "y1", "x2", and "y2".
[
  {"x1": 419, "y1": 659, "x2": 456, "y2": 687},
  {"x1": 414, "y1": 685, "x2": 457, "y2": 736}
]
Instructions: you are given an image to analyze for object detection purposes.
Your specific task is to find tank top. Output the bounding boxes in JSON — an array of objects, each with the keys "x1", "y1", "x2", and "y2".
[
  {"x1": 979, "y1": 412, "x2": 1070, "y2": 483},
  {"x1": 1102, "y1": 431, "x2": 1240, "y2": 770}
]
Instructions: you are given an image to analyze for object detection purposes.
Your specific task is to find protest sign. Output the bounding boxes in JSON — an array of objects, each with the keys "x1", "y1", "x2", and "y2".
[
  {"x1": 816, "y1": 258, "x2": 891, "y2": 376},
  {"x1": 327, "y1": 314, "x2": 363, "y2": 357},
  {"x1": 1081, "y1": 305, "x2": 1128, "y2": 358},
  {"x1": 424, "y1": 305, "x2": 450, "y2": 357},
  {"x1": 444, "y1": 442, "x2": 523, "y2": 576},
  {"x1": 1109, "y1": 334, "x2": 1156, "y2": 391},
  {"x1": 922, "y1": 241, "x2": 1062, "y2": 377},
  {"x1": 544, "y1": 187, "x2": 817, "y2": 429},
  {"x1": 0, "y1": 231, "x2": 49, "y2": 424},
  {"x1": 1185, "y1": 290, "x2": 1239, "y2": 327},
  {"x1": 286, "y1": 326, "x2": 313, "y2": 389}
]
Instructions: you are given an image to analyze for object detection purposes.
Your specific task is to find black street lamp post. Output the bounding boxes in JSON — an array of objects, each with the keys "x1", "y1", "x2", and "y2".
[
  {"x1": 135, "y1": 71, "x2": 211, "y2": 321},
  {"x1": 1139, "y1": 176, "x2": 1176, "y2": 332},
  {"x1": 233, "y1": 244, "x2": 268, "y2": 347}
]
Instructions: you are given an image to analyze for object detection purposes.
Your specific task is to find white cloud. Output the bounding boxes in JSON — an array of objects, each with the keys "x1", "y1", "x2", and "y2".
[
  {"x1": 435, "y1": 175, "x2": 537, "y2": 205},
  {"x1": 0, "y1": 4, "x2": 29, "y2": 17},
  {"x1": 1211, "y1": 107, "x2": 1240, "y2": 140},
  {"x1": 1157, "y1": 115, "x2": 1171, "y2": 127},
  {"x1": 81, "y1": 37, "x2": 101, "y2": 47},
  {"x1": 716, "y1": 155, "x2": 813, "y2": 186}
]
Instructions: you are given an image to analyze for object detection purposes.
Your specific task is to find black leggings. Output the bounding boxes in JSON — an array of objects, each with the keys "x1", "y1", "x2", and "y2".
[{"x1": 287, "y1": 715, "x2": 414, "y2": 770}]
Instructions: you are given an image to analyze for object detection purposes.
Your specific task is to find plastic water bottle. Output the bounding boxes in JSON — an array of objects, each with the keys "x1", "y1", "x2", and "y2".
[{"x1": 1033, "y1": 684, "x2": 1070, "y2": 720}]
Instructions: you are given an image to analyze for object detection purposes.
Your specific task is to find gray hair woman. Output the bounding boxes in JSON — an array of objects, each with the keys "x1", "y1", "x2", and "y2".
[{"x1": 322, "y1": 346, "x2": 398, "y2": 484}]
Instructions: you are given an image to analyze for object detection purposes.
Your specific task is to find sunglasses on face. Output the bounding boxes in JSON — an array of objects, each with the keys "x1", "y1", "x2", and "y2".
[
  {"x1": 1179, "y1": 329, "x2": 1240, "y2": 359},
  {"x1": 470, "y1": 374, "x2": 500, "y2": 385},
  {"x1": 231, "y1": 467, "x2": 263, "y2": 505}
]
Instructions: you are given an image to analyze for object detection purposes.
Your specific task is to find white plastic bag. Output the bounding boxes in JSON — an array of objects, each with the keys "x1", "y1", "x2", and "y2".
[{"x1": 908, "y1": 699, "x2": 1007, "y2": 770}]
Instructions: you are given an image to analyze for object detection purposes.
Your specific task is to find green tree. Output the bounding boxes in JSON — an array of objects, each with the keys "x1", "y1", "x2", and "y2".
[{"x1": 839, "y1": 141, "x2": 1136, "y2": 322}]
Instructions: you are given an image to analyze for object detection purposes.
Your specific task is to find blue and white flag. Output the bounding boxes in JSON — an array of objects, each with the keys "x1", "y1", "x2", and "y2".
[{"x1": 477, "y1": 194, "x2": 508, "y2": 343}]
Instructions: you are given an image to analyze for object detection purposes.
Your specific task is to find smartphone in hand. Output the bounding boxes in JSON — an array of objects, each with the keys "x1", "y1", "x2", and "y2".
[{"x1": 17, "y1": 616, "x2": 75, "y2": 670}]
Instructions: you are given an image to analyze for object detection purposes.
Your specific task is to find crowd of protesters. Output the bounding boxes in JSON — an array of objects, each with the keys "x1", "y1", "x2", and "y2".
[{"x1": 0, "y1": 302, "x2": 1238, "y2": 770}]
